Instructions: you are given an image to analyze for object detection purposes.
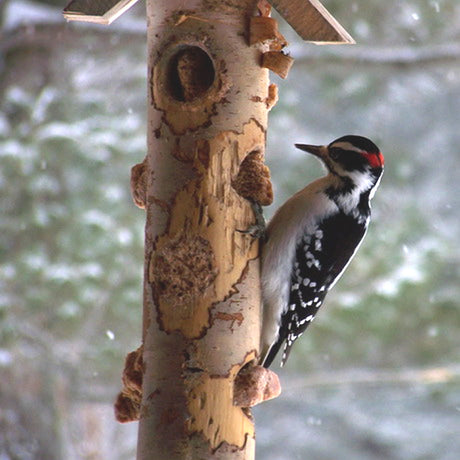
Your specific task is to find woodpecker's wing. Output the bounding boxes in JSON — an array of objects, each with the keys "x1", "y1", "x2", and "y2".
[{"x1": 271, "y1": 211, "x2": 368, "y2": 367}]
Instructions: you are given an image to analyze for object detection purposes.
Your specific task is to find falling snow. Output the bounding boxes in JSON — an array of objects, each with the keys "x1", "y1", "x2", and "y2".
[{"x1": 106, "y1": 330, "x2": 115, "y2": 340}]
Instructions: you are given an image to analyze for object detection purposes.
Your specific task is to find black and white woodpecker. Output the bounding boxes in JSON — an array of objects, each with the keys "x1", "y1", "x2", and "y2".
[{"x1": 256, "y1": 135, "x2": 384, "y2": 368}]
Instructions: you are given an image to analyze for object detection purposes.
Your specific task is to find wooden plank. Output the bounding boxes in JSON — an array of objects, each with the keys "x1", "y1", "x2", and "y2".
[
  {"x1": 63, "y1": 0, "x2": 140, "y2": 25},
  {"x1": 268, "y1": 0, "x2": 355, "y2": 44}
]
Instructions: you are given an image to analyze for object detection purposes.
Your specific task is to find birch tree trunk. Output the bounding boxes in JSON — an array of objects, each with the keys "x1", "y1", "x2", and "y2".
[{"x1": 137, "y1": 1, "x2": 274, "y2": 459}]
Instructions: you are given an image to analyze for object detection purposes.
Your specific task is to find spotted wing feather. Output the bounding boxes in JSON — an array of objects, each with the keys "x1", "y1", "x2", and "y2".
[{"x1": 264, "y1": 211, "x2": 368, "y2": 367}]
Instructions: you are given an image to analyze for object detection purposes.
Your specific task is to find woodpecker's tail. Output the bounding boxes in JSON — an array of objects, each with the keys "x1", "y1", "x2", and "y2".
[
  {"x1": 262, "y1": 332, "x2": 297, "y2": 368},
  {"x1": 261, "y1": 336, "x2": 285, "y2": 368}
]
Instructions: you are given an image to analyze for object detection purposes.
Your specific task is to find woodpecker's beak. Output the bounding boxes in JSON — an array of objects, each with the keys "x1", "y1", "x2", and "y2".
[{"x1": 295, "y1": 144, "x2": 327, "y2": 160}]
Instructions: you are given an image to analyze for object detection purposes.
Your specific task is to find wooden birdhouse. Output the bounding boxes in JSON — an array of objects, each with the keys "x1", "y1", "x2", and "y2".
[{"x1": 62, "y1": 1, "x2": 354, "y2": 459}]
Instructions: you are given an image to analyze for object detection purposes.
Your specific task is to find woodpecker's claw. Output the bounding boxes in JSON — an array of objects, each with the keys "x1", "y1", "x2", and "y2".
[
  {"x1": 237, "y1": 224, "x2": 265, "y2": 239},
  {"x1": 237, "y1": 201, "x2": 267, "y2": 240}
]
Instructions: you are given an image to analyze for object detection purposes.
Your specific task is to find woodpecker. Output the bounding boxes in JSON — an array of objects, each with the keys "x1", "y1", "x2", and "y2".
[{"x1": 259, "y1": 135, "x2": 384, "y2": 368}]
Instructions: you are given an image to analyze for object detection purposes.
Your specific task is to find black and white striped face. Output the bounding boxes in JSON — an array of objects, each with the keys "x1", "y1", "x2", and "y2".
[{"x1": 295, "y1": 135, "x2": 384, "y2": 191}]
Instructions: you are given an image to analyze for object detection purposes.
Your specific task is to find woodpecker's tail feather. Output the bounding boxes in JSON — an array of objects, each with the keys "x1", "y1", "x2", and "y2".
[
  {"x1": 261, "y1": 336, "x2": 285, "y2": 368},
  {"x1": 280, "y1": 341, "x2": 294, "y2": 367}
]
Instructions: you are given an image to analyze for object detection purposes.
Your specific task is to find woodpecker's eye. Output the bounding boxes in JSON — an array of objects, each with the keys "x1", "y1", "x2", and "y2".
[{"x1": 329, "y1": 148, "x2": 342, "y2": 161}]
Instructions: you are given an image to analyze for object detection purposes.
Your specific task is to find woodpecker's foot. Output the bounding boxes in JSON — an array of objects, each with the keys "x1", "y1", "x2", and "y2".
[
  {"x1": 237, "y1": 201, "x2": 266, "y2": 240},
  {"x1": 237, "y1": 224, "x2": 265, "y2": 239}
]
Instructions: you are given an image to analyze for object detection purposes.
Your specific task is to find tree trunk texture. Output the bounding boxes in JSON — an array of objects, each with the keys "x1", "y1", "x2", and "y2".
[{"x1": 137, "y1": 1, "x2": 273, "y2": 459}]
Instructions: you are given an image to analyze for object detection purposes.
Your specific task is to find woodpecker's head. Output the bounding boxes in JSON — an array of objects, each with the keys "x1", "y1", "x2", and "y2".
[{"x1": 295, "y1": 135, "x2": 384, "y2": 193}]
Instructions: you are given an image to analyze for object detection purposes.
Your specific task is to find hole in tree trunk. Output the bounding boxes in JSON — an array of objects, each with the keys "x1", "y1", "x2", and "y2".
[{"x1": 167, "y1": 46, "x2": 215, "y2": 102}]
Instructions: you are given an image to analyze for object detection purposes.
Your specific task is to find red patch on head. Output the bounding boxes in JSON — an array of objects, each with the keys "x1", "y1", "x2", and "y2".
[{"x1": 362, "y1": 151, "x2": 384, "y2": 168}]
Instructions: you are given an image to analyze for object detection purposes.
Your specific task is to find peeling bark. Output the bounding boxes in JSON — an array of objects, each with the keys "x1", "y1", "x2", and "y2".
[
  {"x1": 186, "y1": 352, "x2": 257, "y2": 450},
  {"x1": 137, "y1": 1, "x2": 276, "y2": 459},
  {"x1": 249, "y1": 16, "x2": 287, "y2": 50},
  {"x1": 261, "y1": 51, "x2": 294, "y2": 79}
]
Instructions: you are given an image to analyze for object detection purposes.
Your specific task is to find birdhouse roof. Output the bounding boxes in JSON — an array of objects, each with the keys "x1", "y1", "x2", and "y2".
[
  {"x1": 63, "y1": 0, "x2": 140, "y2": 25},
  {"x1": 63, "y1": 0, "x2": 354, "y2": 44}
]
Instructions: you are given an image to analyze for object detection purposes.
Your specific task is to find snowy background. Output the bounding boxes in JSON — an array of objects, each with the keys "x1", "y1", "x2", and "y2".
[{"x1": 1, "y1": 1, "x2": 459, "y2": 459}]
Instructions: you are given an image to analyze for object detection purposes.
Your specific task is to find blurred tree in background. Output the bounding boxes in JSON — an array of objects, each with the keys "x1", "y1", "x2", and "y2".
[{"x1": 1, "y1": 1, "x2": 459, "y2": 459}]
